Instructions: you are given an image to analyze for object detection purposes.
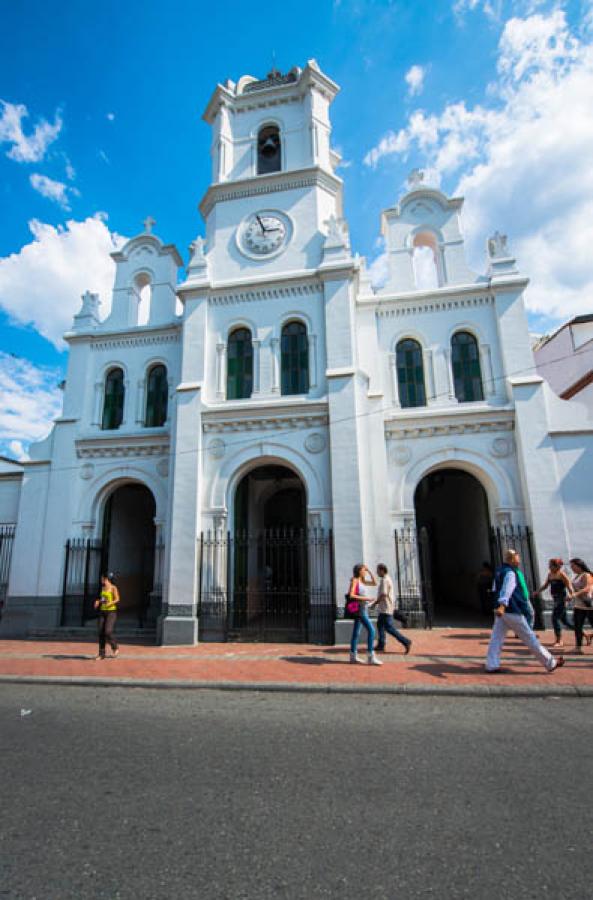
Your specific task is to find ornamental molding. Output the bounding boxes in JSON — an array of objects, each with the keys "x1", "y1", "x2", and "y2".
[
  {"x1": 375, "y1": 294, "x2": 495, "y2": 319},
  {"x1": 90, "y1": 332, "x2": 180, "y2": 351},
  {"x1": 209, "y1": 280, "x2": 321, "y2": 307},
  {"x1": 385, "y1": 412, "x2": 514, "y2": 441},
  {"x1": 202, "y1": 404, "x2": 329, "y2": 435},
  {"x1": 76, "y1": 434, "x2": 170, "y2": 459},
  {"x1": 199, "y1": 167, "x2": 341, "y2": 218}
]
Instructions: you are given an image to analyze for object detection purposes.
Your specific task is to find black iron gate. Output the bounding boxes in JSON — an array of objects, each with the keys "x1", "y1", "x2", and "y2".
[
  {"x1": 61, "y1": 538, "x2": 164, "y2": 628},
  {"x1": 0, "y1": 524, "x2": 16, "y2": 607},
  {"x1": 198, "y1": 528, "x2": 336, "y2": 643},
  {"x1": 394, "y1": 523, "x2": 537, "y2": 628},
  {"x1": 61, "y1": 539, "x2": 104, "y2": 626}
]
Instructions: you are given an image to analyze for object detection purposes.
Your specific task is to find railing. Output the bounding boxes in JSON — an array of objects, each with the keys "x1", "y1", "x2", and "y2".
[
  {"x1": 0, "y1": 524, "x2": 16, "y2": 603},
  {"x1": 197, "y1": 528, "x2": 336, "y2": 643}
]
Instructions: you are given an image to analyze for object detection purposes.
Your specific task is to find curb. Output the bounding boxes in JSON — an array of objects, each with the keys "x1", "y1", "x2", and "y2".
[{"x1": 2, "y1": 673, "x2": 593, "y2": 698}]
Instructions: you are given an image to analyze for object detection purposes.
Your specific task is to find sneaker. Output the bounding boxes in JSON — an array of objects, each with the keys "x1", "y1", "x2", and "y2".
[
  {"x1": 551, "y1": 657, "x2": 565, "y2": 672},
  {"x1": 111, "y1": 649, "x2": 119, "y2": 659},
  {"x1": 404, "y1": 642, "x2": 412, "y2": 655},
  {"x1": 349, "y1": 653, "x2": 364, "y2": 664},
  {"x1": 374, "y1": 646, "x2": 385, "y2": 653},
  {"x1": 368, "y1": 654, "x2": 383, "y2": 666}
]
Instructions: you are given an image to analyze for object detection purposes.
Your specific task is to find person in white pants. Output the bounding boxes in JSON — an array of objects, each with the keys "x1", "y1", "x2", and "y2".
[{"x1": 485, "y1": 549, "x2": 565, "y2": 674}]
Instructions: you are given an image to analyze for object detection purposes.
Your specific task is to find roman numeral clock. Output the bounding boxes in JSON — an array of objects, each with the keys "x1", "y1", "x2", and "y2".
[{"x1": 236, "y1": 210, "x2": 292, "y2": 259}]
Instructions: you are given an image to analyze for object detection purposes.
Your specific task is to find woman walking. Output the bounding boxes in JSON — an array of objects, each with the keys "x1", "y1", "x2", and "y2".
[
  {"x1": 570, "y1": 559, "x2": 593, "y2": 654},
  {"x1": 348, "y1": 564, "x2": 382, "y2": 666},
  {"x1": 94, "y1": 573, "x2": 120, "y2": 660},
  {"x1": 535, "y1": 559, "x2": 574, "y2": 648}
]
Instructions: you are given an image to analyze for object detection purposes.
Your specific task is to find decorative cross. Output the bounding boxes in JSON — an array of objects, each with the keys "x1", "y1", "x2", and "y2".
[
  {"x1": 407, "y1": 168, "x2": 425, "y2": 188},
  {"x1": 487, "y1": 231, "x2": 509, "y2": 259},
  {"x1": 143, "y1": 216, "x2": 156, "y2": 234}
]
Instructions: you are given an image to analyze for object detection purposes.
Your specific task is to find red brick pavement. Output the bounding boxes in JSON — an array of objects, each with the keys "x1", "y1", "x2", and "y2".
[{"x1": 1, "y1": 628, "x2": 592, "y2": 691}]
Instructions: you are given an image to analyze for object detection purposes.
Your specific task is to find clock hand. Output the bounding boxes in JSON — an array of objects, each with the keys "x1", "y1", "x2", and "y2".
[
  {"x1": 265, "y1": 227, "x2": 281, "y2": 233},
  {"x1": 255, "y1": 214, "x2": 267, "y2": 233}
]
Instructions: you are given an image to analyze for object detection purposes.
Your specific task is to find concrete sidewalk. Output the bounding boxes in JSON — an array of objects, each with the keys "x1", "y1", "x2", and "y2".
[{"x1": 1, "y1": 627, "x2": 593, "y2": 696}]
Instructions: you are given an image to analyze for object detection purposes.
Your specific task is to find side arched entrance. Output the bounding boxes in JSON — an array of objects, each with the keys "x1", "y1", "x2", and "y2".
[
  {"x1": 61, "y1": 481, "x2": 162, "y2": 632},
  {"x1": 198, "y1": 462, "x2": 334, "y2": 643},
  {"x1": 414, "y1": 468, "x2": 492, "y2": 624}
]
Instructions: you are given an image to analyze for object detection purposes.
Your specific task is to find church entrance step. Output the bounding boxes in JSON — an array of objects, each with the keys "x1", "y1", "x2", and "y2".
[{"x1": 29, "y1": 626, "x2": 156, "y2": 643}]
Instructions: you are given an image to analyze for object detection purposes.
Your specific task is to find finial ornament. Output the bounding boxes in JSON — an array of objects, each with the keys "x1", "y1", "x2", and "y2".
[
  {"x1": 143, "y1": 216, "x2": 156, "y2": 234},
  {"x1": 407, "y1": 168, "x2": 425, "y2": 189},
  {"x1": 189, "y1": 235, "x2": 206, "y2": 260},
  {"x1": 324, "y1": 214, "x2": 346, "y2": 244},
  {"x1": 487, "y1": 231, "x2": 509, "y2": 259}
]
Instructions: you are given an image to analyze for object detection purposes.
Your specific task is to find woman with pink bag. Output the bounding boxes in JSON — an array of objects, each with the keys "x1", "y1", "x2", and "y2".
[{"x1": 346, "y1": 564, "x2": 382, "y2": 666}]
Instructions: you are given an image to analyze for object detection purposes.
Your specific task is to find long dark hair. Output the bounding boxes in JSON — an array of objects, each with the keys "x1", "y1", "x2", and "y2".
[
  {"x1": 570, "y1": 558, "x2": 592, "y2": 575},
  {"x1": 352, "y1": 564, "x2": 364, "y2": 578}
]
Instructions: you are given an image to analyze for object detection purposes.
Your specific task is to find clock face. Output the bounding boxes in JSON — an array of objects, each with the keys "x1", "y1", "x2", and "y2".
[{"x1": 238, "y1": 212, "x2": 290, "y2": 258}]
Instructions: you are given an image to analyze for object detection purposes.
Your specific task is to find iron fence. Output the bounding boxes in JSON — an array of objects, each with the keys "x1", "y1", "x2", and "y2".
[
  {"x1": 393, "y1": 524, "x2": 537, "y2": 629},
  {"x1": 198, "y1": 528, "x2": 336, "y2": 643},
  {"x1": 0, "y1": 524, "x2": 16, "y2": 603}
]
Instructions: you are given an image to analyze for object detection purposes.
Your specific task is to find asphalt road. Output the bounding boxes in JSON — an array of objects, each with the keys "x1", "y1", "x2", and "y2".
[{"x1": 1, "y1": 685, "x2": 591, "y2": 899}]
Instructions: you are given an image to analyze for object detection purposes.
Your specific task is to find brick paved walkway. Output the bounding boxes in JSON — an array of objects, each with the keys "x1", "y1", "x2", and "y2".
[{"x1": 1, "y1": 627, "x2": 592, "y2": 693}]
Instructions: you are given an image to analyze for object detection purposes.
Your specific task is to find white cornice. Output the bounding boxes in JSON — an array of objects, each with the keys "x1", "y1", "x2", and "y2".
[
  {"x1": 199, "y1": 166, "x2": 341, "y2": 219},
  {"x1": 202, "y1": 398, "x2": 328, "y2": 434},
  {"x1": 385, "y1": 407, "x2": 515, "y2": 440},
  {"x1": 65, "y1": 322, "x2": 181, "y2": 347},
  {"x1": 75, "y1": 432, "x2": 170, "y2": 459}
]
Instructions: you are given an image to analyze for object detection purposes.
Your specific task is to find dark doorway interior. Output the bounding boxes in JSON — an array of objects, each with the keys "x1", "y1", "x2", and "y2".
[
  {"x1": 102, "y1": 483, "x2": 156, "y2": 624},
  {"x1": 414, "y1": 469, "x2": 491, "y2": 625},
  {"x1": 232, "y1": 464, "x2": 307, "y2": 640}
]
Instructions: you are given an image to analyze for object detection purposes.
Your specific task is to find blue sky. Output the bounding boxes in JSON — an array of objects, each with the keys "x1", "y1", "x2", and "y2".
[{"x1": 0, "y1": 0, "x2": 592, "y2": 456}]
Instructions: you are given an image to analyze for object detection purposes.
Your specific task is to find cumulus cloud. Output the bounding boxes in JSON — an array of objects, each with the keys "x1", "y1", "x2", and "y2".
[
  {"x1": 0, "y1": 100, "x2": 62, "y2": 163},
  {"x1": 29, "y1": 173, "x2": 79, "y2": 210},
  {"x1": 0, "y1": 215, "x2": 126, "y2": 348},
  {"x1": 405, "y1": 64, "x2": 426, "y2": 96},
  {"x1": 0, "y1": 353, "x2": 63, "y2": 458},
  {"x1": 365, "y1": 9, "x2": 593, "y2": 324}
]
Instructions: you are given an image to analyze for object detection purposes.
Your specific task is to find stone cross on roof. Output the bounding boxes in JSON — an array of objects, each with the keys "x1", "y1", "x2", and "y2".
[{"x1": 143, "y1": 216, "x2": 156, "y2": 234}]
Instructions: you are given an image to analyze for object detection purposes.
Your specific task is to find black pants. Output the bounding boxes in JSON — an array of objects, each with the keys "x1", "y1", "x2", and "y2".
[
  {"x1": 551, "y1": 599, "x2": 574, "y2": 639},
  {"x1": 573, "y1": 608, "x2": 593, "y2": 648},
  {"x1": 376, "y1": 613, "x2": 411, "y2": 651},
  {"x1": 98, "y1": 611, "x2": 118, "y2": 655}
]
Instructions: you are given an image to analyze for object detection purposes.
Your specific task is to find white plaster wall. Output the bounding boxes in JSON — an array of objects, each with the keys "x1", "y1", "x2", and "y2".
[{"x1": 0, "y1": 478, "x2": 21, "y2": 523}]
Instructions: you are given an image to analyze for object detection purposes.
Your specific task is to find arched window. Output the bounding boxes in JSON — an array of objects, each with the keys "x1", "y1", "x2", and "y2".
[
  {"x1": 281, "y1": 321, "x2": 309, "y2": 396},
  {"x1": 135, "y1": 272, "x2": 151, "y2": 326},
  {"x1": 145, "y1": 364, "x2": 168, "y2": 427},
  {"x1": 227, "y1": 328, "x2": 253, "y2": 400},
  {"x1": 102, "y1": 367, "x2": 125, "y2": 430},
  {"x1": 396, "y1": 339, "x2": 426, "y2": 408},
  {"x1": 412, "y1": 232, "x2": 440, "y2": 289},
  {"x1": 257, "y1": 125, "x2": 281, "y2": 175},
  {"x1": 451, "y1": 331, "x2": 484, "y2": 403}
]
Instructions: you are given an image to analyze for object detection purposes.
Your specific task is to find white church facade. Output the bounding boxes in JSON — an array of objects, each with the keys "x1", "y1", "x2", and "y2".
[{"x1": 1, "y1": 61, "x2": 593, "y2": 643}]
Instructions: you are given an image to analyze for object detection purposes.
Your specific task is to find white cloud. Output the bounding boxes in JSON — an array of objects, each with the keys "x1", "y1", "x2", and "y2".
[
  {"x1": 365, "y1": 9, "x2": 593, "y2": 324},
  {"x1": 405, "y1": 64, "x2": 426, "y2": 96},
  {"x1": 106, "y1": 112, "x2": 115, "y2": 121},
  {"x1": 29, "y1": 174, "x2": 79, "y2": 211},
  {"x1": 0, "y1": 215, "x2": 126, "y2": 348},
  {"x1": 0, "y1": 353, "x2": 63, "y2": 457},
  {"x1": 0, "y1": 100, "x2": 62, "y2": 163}
]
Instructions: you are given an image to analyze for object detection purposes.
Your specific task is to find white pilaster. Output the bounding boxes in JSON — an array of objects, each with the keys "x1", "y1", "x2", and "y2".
[
  {"x1": 216, "y1": 343, "x2": 226, "y2": 400},
  {"x1": 308, "y1": 334, "x2": 318, "y2": 389},
  {"x1": 252, "y1": 339, "x2": 261, "y2": 394},
  {"x1": 389, "y1": 353, "x2": 400, "y2": 407},
  {"x1": 270, "y1": 338, "x2": 280, "y2": 394}
]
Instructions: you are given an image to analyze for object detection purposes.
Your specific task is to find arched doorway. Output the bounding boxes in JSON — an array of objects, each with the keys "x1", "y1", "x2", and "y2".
[
  {"x1": 414, "y1": 468, "x2": 491, "y2": 624},
  {"x1": 233, "y1": 464, "x2": 307, "y2": 640},
  {"x1": 102, "y1": 483, "x2": 157, "y2": 626}
]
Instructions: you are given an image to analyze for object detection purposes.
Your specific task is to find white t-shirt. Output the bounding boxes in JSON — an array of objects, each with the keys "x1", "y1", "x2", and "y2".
[
  {"x1": 375, "y1": 575, "x2": 395, "y2": 615},
  {"x1": 356, "y1": 580, "x2": 372, "y2": 615}
]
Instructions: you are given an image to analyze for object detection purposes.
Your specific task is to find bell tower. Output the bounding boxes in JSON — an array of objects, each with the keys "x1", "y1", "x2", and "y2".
[{"x1": 197, "y1": 60, "x2": 345, "y2": 281}]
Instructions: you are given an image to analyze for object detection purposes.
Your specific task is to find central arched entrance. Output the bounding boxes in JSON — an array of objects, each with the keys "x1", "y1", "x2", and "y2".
[
  {"x1": 414, "y1": 468, "x2": 492, "y2": 624},
  {"x1": 101, "y1": 482, "x2": 157, "y2": 626},
  {"x1": 232, "y1": 464, "x2": 307, "y2": 640}
]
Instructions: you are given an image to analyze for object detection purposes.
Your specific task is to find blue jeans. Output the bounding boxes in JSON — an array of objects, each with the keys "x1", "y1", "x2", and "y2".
[
  {"x1": 552, "y1": 599, "x2": 574, "y2": 639},
  {"x1": 376, "y1": 613, "x2": 411, "y2": 651},
  {"x1": 350, "y1": 610, "x2": 375, "y2": 655}
]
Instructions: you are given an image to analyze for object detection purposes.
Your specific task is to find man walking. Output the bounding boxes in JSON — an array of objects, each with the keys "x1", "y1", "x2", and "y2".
[
  {"x1": 374, "y1": 564, "x2": 412, "y2": 655},
  {"x1": 486, "y1": 549, "x2": 565, "y2": 673}
]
